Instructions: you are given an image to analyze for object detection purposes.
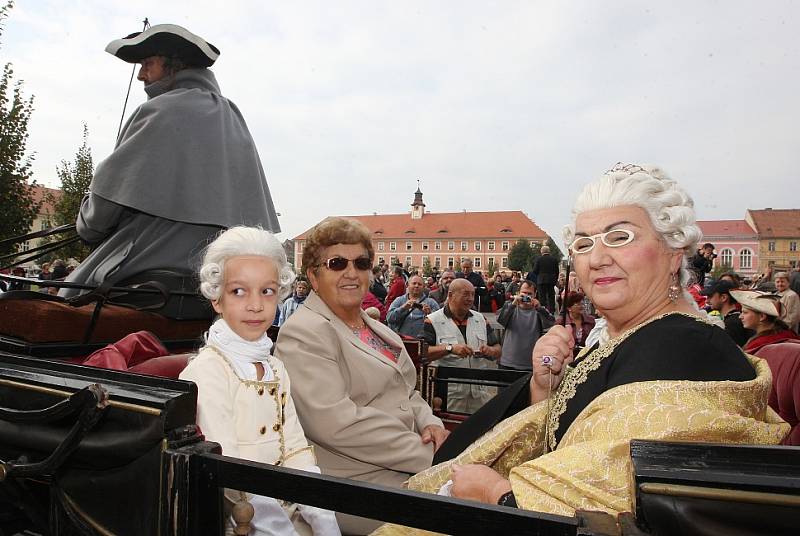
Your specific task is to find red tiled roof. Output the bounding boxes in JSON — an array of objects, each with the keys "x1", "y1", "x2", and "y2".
[
  {"x1": 747, "y1": 209, "x2": 800, "y2": 238},
  {"x1": 696, "y1": 219, "x2": 756, "y2": 238},
  {"x1": 294, "y1": 211, "x2": 549, "y2": 240},
  {"x1": 30, "y1": 185, "x2": 62, "y2": 214}
]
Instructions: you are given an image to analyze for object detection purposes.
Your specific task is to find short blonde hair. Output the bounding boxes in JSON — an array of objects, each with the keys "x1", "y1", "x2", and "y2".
[
  {"x1": 301, "y1": 217, "x2": 374, "y2": 277},
  {"x1": 199, "y1": 226, "x2": 295, "y2": 301}
]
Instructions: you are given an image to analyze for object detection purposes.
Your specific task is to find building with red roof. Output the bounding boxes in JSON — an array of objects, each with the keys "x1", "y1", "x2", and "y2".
[
  {"x1": 696, "y1": 219, "x2": 759, "y2": 278},
  {"x1": 293, "y1": 188, "x2": 551, "y2": 274},
  {"x1": 745, "y1": 208, "x2": 800, "y2": 271}
]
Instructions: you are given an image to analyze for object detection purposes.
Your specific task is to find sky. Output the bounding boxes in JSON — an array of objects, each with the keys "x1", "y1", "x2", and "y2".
[{"x1": 3, "y1": 1, "x2": 799, "y2": 248}]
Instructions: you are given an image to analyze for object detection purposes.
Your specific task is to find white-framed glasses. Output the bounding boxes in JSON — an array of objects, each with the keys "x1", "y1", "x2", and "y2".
[{"x1": 569, "y1": 229, "x2": 635, "y2": 254}]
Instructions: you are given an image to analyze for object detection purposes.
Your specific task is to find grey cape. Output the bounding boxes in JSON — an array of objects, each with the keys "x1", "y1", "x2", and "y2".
[{"x1": 62, "y1": 68, "x2": 279, "y2": 297}]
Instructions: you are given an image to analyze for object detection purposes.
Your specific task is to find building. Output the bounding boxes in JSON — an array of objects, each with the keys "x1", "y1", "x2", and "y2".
[
  {"x1": 293, "y1": 188, "x2": 551, "y2": 274},
  {"x1": 745, "y1": 208, "x2": 800, "y2": 271},
  {"x1": 18, "y1": 185, "x2": 61, "y2": 254},
  {"x1": 696, "y1": 220, "x2": 759, "y2": 279}
]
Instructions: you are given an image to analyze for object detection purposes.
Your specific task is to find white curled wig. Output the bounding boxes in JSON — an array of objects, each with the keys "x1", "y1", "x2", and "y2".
[
  {"x1": 562, "y1": 163, "x2": 703, "y2": 288},
  {"x1": 199, "y1": 226, "x2": 295, "y2": 301}
]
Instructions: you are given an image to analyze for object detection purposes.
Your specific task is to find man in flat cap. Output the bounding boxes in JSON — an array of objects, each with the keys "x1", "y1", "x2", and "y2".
[{"x1": 63, "y1": 25, "x2": 280, "y2": 318}]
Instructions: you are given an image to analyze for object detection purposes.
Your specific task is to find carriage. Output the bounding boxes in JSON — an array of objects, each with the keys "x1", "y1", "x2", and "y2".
[{"x1": 1, "y1": 226, "x2": 798, "y2": 536}]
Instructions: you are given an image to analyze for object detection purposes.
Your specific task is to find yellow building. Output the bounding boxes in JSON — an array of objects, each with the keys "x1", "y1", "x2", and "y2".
[
  {"x1": 745, "y1": 208, "x2": 800, "y2": 272},
  {"x1": 19, "y1": 185, "x2": 61, "y2": 255}
]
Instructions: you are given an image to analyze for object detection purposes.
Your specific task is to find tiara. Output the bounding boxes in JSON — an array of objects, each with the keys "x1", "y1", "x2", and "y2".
[{"x1": 604, "y1": 162, "x2": 648, "y2": 176}]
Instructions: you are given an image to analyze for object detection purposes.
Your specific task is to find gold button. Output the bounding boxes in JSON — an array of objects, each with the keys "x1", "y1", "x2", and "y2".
[
  {"x1": 259, "y1": 426, "x2": 266, "y2": 435},
  {"x1": 273, "y1": 423, "x2": 281, "y2": 432},
  {"x1": 269, "y1": 387, "x2": 277, "y2": 396},
  {"x1": 257, "y1": 388, "x2": 264, "y2": 396}
]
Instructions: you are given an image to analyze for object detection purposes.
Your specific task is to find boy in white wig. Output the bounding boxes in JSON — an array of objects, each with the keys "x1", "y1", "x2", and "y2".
[{"x1": 180, "y1": 227, "x2": 339, "y2": 536}]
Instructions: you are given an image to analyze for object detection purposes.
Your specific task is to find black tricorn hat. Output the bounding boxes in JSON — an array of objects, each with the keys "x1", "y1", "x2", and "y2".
[{"x1": 105, "y1": 24, "x2": 220, "y2": 67}]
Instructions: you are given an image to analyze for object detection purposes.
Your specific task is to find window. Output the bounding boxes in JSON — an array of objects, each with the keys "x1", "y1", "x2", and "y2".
[
  {"x1": 434, "y1": 256, "x2": 441, "y2": 268},
  {"x1": 378, "y1": 242, "x2": 385, "y2": 251},
  {"x1": 501, "y1": 241, "x2": 510, "y2": 251},
  {"x1": 720, "y1": 248, "x2": 734, "y2": 267},
  {"x1": 791, "y1": 241, "x2": 798, "y2": 252},
  {"x1": 435, "y1": 241, "x2": 442, "y2": 250},
  {"x1": 40, "y1": 219, "x2": 51, "y2": 230},
  {"x1": 474, "y1": 241, "x2": 481, "y2": 251},
  {"x1": 422, "y1": 256, "x2": 430, "y2": 266},
  {"x1": 501, "y1": 257, "x2": 508, "y2": 268},
  {"x1": 448, "y1": 241, "x2": 455, "y2": 251},
  {"x1": 447, "y1": 257, "x2": 455, "y2": 268},
  {"x1": 768, "y1": 241, "x2": 775, "y2": 252},
  {"x1": 461, "y1": 241, "x2": 468, "y2": 251},
  {"x1": 739, "y1": 249, "x2": 752, "y2": 269},
  {"x1": 390, "y1": 256, "x2": 397, "y2": 265},
  {"x1": 378, "y1": 256, "x2": 385, "y2": 265},
  {"x1": 474, "y1": 257, "x2": 481, "y2": 268},
  {"x1": 487, "y1": 256, "x2": 495, "y2": 267},
  {"x1": 298, "y1": 242, "x2": 304, "y2": 252},
  {"x1": 390, "y1": 242, "x2": 397, "y2": 251},
  {"x1": 422, "y1": 241, "x2": 429, "y2": 251},
  {"x1": 406, "y1": 241, "x2": 413, "y2": 251},
  {"x1": 530, "y1": 241, "x2": 537, "y2": 248},
  {"x1": 405, "y1": 256, "x2": 412, "y2": 265},
  {"x1": 488, "y1": 241, "x2": 495, "y2": 251},
  {"x1": 21, "y1": 241, "x2": 30, "y2": 252}
]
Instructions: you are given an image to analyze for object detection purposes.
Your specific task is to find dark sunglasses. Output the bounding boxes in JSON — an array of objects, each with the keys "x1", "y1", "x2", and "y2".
[{"x1": 321, "y1": 256, "x2": 372, "y2": 271}]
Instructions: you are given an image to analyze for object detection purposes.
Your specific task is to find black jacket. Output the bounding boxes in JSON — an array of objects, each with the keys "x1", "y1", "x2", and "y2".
[{"x1": 527, "y1": 254, "x2": 559, "y2": 285}]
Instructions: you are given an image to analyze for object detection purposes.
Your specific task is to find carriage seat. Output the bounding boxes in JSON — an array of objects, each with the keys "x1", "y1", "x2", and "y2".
[
  {"x1": 752, "y1": 339, "x2": 800, "y2": 445},
  {"x1": 81, "y1": 331, "x2": 191, "y2": 379}
]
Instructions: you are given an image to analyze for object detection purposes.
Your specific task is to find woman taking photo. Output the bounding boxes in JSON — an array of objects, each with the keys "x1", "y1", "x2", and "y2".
[
  {"x1": 375, "y1": 164, "x2": 787, "y2": 534},
  {"x1": 274, "y1": 217, "x2": 447, "y2": 535}
]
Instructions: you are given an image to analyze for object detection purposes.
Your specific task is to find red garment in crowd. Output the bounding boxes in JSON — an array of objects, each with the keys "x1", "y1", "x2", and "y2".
[
  {"x1": 687, "y1": 283, "x2": 707, "y2": 309},
  {"x1": 361, "y1": 291, "x2": 387, "y2": 322},
  {"x1": 383, "y1": 277, "x2": 406, "y2": 316},
  {"x1": 748, "y1": 334, "x2": 800, "y2": 445}
]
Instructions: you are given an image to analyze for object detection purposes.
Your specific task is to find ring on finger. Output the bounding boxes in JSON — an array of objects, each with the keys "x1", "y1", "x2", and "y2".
[{"x1": 541, "y1": 355, "x2": 555, "y2": 367}]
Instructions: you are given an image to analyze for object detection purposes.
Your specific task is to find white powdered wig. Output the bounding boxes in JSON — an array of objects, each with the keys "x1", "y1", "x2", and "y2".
[
  {"x1": 199, "y1": 226, "x2": 295, "y2": 301},
  {"x1": 562, "y1": 163, "x2": 703, "y2": 288}
]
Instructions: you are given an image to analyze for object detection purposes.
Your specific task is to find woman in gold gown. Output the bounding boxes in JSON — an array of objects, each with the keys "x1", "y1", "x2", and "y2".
[{"x1": 375, "y1": 164, "x2": 788, "y2": 533}]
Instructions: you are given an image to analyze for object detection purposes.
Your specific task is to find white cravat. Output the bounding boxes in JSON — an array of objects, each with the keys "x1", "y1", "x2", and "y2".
[{"x1": 206, "y1": 318, "x2": 274, "y2": 381}]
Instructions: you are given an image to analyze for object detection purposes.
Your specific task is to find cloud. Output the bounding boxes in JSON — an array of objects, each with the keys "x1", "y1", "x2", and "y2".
[{"x1": 3, "y1": 0, "x2": 798, "y2": 246}]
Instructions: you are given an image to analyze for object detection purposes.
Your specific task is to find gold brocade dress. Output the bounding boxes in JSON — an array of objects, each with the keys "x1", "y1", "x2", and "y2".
[{"x1": 373, "y1": 313, "x2": 789, "y2": 535}]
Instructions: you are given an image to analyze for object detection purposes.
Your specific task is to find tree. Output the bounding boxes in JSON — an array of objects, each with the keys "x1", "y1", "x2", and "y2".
[
  {"x1": 546, "y1": 237, "x2": 564, "y2": 264},
  {"x1": 507, "y1": 239, "x2": 534, "y2": 272},
  {"x1": 486, "y1": 258, "x2": 496, "y2": 278},
  {"x1": 422, "y1": 257, "x2": 432, "y2": 278},
  {"x1": 0, "y1": 1, "x2": 40, "y2": 257},
  {"x1": 47, "y1": 123, "x2": 93, "y2": 260}
]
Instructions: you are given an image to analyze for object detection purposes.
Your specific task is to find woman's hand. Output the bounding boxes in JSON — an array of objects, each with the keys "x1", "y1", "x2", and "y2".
[
  {"x1": 530, "y1": 325, "x2": 575, "y2": 403},
  {"x1": 451, "y1": 464, "x2": 512, "y2": 504},
  {"x1": 421, "y1": 425, "x2": 450, "y2": 452}
]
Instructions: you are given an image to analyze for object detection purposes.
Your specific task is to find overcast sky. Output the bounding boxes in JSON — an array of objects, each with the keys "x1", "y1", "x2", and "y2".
[{"x1": 3, "y1": 1, "x2": 799, "y2": 248}]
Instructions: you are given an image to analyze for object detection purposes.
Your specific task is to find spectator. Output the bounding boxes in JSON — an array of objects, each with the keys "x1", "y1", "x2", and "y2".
[
  {"x1": 485, "y1": 277, "x2": 506, "y2": 312},
  {"x1": 39, "y1": 262, "x2": 52, "y2": 281},
  {"x1": 775, "y1": 272, "x2": 800, "y2": 332},
  {"x1": 387, "y1": 275, "x2": 439, "y2": 337},
  {"x1": 559, "y1": 291, "x2": 596, "y2": 353},
  {"x1": 277, "y1": 278, "x2": 309, "y2": 326},
  {"x1": 719, "y1": 271, "x2": 742, "y2": 288},
  {"x1": 701, "y1": 280, "x2": 753, "y2": 347},
  {"x1": 790, "y1": 265, "x2": 800, "y2": 296},
  {"x1": 496, "y1": 280, "x2": 554, "y2": 371},
  {"x1": 429, "y1": 270, "x2": 455, "y2": 305},
  {"x1": 370, "y1": 265, "x2": 388, "y2": 304},
  {"x1": 422, "y1": 278, "x2": 501, "y2": 413},
  {"x1": 689, "y1": 242, "x2": 715, "y2": 287},
  {"x1": 505, "y1": 272, "x2": 522, "y2": 297},
  {"x1": 526, "y1": 245, "x2": 559, "y2": 313},
  {"x1": 456, "y1": 258, "x2": 486, "y2": 310},
  {"x1": 382, "y1": 265, "x2": 407, "y2": 316}
]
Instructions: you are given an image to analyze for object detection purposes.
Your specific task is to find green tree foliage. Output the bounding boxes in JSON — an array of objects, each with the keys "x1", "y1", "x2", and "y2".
[
  {"x1": 422, "y1": 257, "x2": 432, "y2": 278},
  {"x1": 546, "y1": 237, "x2": 564, "y2": 263},
  {"x1": 0, "y1": 1, "x2": 40, "y2": 257},
  {"x1": 47, "y1": 123, "x2": 94, "y2": 260},
  {"x1": 507, "y1": 238, "x2": 534, "y2": 271},
  {"x1": 486, "y1": 258, "x2": 496, "y2": 277}
]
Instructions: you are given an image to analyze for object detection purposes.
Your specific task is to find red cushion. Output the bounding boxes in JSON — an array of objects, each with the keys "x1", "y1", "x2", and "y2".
[{"x1": 128, "y1": 354, "x2": 191, "y2": 379}]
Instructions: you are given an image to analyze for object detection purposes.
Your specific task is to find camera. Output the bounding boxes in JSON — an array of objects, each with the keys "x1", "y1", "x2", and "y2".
[
  {"x1": 412, "y1": 302, "x2": 424, "y2": 310},
  {"x1": 710, "y1": 253, "x2": 718, "y2": 259},
  {"x1": 520, "y1": 295, "x2": 532, "y2": 303}
]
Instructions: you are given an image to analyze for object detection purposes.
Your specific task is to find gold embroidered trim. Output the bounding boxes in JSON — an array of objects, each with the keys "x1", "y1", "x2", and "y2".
[
  {"x1": 206, "y1": 345, "x2": 288, "y2": 464},
  {"x1": 283, "y1": 445, "x2": 315, "y2": 464},
  {"x1": 545, "y1": 312, "x2": 708, "y2": 452}
]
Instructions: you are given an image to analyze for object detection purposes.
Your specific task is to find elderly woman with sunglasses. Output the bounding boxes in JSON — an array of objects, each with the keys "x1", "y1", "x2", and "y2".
[
  {"x1": 374, "y1": 165, "x2": 788, "y2": 535},
  {"x1": 274, "y1": 217, "x2": 447, "y2": 535}
]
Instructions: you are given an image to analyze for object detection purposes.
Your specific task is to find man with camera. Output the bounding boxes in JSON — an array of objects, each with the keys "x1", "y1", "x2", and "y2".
[
  {"x1": 386, "y1": 275, "x2": 440, "y2": 337},
  {"x1": 496, "y1": 280, "x2": 555, "y2": 371},
  {"x1": 690, "y1": 242, "x2": 716, "y2": 287}
]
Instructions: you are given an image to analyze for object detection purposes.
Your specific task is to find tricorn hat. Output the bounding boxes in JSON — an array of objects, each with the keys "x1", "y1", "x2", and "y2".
[
  {"x1": 105, "y1": 24, "x2": 220, "y2": 67},
  {"x1": 729, "y1": 290, "x2": 782, "y2": 318}
]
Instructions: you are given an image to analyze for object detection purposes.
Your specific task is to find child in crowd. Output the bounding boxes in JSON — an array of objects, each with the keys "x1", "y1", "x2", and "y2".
[{"x1": 180, "y1": 227, "x2": 339, "y2": 536}]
